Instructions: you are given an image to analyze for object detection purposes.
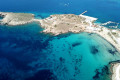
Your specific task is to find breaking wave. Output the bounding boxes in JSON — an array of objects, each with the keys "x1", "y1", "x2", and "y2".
[{"x1": 99, "y1": 21, "x2": 120, "y2": 29}]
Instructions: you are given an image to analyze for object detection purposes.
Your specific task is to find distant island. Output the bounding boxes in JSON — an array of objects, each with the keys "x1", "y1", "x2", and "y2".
[
  {"x1": 0, "y1": 12, "x2": 120, "y2": 80},
  {"x1": 0, "y1": 12, "x2": 34, "y2": 25}
]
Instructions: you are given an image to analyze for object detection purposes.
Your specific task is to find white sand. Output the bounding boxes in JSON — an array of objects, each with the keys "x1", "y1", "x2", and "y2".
[{"x1": 112, "y1": 63, "x2": 120, "y2": 80}]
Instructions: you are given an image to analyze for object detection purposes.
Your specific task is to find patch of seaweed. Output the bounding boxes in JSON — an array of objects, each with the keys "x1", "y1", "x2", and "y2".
[{"x1": 90, "y1": 46, "x2": 99, "y2": 54}]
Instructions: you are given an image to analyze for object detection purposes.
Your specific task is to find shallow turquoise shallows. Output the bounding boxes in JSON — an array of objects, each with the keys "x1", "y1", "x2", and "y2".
[{"x1": 45, "y1": 33, "x2": 120, "y2": 80}]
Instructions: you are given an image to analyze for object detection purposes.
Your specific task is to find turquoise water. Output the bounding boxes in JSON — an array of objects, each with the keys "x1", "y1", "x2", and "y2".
[
  {"x1": 0, "y1": 0, "x2": 120, "y2": 80},
  {"x1": 0, "y1": 23, "x2": 120, "y2": 80},
  {"x1": 46, "y1": 33, "x2": 120, "y2": 80}
]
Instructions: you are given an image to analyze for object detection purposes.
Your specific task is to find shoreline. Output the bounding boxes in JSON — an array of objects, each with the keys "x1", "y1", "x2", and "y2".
[{"x1": 36, "y1": 13, "x2": 120, "y2": 53}]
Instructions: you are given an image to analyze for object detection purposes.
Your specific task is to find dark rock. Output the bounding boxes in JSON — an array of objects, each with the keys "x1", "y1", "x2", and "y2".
[
  {"x1": 90, "y1": 46, "x2": 99, "y2": 54},
  {"x1": 72, "y1": 42, "x2": 82, "y2": 47}
]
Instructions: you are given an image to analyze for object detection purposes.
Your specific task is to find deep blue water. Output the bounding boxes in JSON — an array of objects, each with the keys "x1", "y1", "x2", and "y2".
[
  {"x1": 0, "y1": 0, "x2": 120, "y2": 80},
  {"x1": 0, "y1": 0, "x2": 120, "y2": 23}
]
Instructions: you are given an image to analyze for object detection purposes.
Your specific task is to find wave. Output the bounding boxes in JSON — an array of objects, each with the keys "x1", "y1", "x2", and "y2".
[{"x1": 97, "y1": 21, "x2": 120, "y2": 28}]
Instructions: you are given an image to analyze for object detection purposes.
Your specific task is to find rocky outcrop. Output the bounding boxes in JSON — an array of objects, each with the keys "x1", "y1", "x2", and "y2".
[{"x1": 109, "y1": 61, "x2": 120, "y2": 80}]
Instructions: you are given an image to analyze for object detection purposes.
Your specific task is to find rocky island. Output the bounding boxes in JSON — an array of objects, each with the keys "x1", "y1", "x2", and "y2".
[
  {"x1": 35, "y1": 14, "x2": 93, "y2": 35},
  {"x1": 0, "y1": 12, "x2": 34, "y2": 25},
  {"x1": 0, "y1": 12, "x2": 120, "y2": 80}
]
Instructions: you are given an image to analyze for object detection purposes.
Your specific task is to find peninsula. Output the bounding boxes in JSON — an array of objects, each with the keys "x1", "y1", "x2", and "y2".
[
  {"x1": 0, "y1": 12, "x2": 120, "y2": 80},
  {"x1": 35, "y1": 14, "x2": 120, "y2": 53}
]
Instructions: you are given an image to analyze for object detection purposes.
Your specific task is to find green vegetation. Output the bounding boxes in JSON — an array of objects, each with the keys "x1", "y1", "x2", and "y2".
[
  {"x1": 54, "y1": 25, "x2": 57, "y2": 27},
  {"x1": 75, "y1": 26, "x2": 77, "y2": 27}
]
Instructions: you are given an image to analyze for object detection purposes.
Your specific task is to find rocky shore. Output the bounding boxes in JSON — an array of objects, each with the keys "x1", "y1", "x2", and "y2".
[{"x1": 109, "y1": 61, "x2": 120, "y2": 80}]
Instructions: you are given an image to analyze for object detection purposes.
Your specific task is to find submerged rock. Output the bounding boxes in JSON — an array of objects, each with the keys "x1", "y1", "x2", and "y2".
[{"x1": 90, "y1": 46, "x2": 99, "y2": 54}]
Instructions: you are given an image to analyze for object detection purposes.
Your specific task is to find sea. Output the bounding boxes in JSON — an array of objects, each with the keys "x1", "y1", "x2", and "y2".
[{"x1": 0, "y1": 0, "x2": 120, "y2": 80}]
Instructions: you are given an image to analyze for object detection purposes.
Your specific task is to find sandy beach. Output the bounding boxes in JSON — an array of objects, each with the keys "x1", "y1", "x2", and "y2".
[{"x1": 109, "y1": 62, "x2": 120, "y2": 80}]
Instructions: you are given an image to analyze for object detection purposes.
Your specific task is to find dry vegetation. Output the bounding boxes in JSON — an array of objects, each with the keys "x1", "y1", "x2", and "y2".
[{"x1": 40, "y1": 14, "x2": 89, "y2": 35}]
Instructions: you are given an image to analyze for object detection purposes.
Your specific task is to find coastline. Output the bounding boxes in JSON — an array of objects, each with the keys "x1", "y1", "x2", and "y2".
[
  {"x1": 37, "y1": 13, "x2": 120, "y2": 53},
  {"x1": 0, "y1": 12, "x2": 120, "y2": 80},
  {"x1": 1, "y1": 12, "x2": 120, "y2": 52}
]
